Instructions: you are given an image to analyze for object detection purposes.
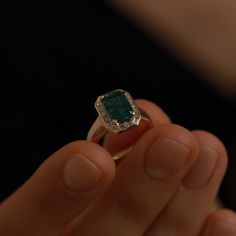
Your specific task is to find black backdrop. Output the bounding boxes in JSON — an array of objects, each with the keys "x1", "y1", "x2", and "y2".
[{"x1": 1, "y1": 2, "x2": 236, "y2": 210}]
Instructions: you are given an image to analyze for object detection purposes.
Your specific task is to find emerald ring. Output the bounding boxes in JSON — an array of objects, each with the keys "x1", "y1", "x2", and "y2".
[{"x1": 87, "y1": 89, "x2": 152, "y2": 160}]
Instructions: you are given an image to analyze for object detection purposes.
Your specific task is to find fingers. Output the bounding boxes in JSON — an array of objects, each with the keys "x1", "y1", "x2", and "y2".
[
  {"x1": 146, "y1": 130, "x2": 228, "y2": 236},
  {"x1": 201, "y1": 209, "x2": 236, "y2": 236},
  {"x1": 104, "y1": 99, "x2": 171, "y2": 155},
  {"x1": 70, "y1": 124, "x2": 198, "y2": 236},
  {"x1": 0, "y1": 141, "x2": 116, "y2": 236},
  {"x1": 135, "y1": 99, "x2": 171, "y2": 125}
]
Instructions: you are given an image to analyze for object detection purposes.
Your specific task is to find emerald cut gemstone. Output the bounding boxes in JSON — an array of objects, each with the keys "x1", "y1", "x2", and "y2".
[{"x1": 102, "y1": 90, "x2": 133, "y2": 123}]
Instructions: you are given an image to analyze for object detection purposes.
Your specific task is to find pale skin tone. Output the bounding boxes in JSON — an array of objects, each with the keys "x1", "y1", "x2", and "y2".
[
  {"x1": 1, "y1": 1, "x2": 235, "y2": 235},
  {"x1": 109, "y1": 0, "x2": 236, "y2": 97},
  {"x1": 0, "y1": 99, "x2": 235, "y2": 235}
]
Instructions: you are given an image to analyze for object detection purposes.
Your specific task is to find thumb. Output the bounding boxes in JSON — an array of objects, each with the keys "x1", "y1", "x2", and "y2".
[{"x1": 0, "y1": 141, "x2": 115, "y2": 236}]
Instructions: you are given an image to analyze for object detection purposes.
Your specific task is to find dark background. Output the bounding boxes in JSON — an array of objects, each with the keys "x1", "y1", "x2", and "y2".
[{"x1": 1, "y1": 2, "x2": 236, "y2": 209}]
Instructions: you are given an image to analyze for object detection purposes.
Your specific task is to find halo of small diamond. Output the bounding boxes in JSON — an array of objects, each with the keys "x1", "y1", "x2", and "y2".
[{"x1": 94, "y1": 89, "x2": 141, "y2": 133}]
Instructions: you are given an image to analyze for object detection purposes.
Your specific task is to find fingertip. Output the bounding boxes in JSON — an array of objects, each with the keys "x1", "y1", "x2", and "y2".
[
  {"x1": 60, "y1": 140, "x2": 116, "y2": 186},
  {"x1": 202, "y1": 210, "x2": 236, "y2": 236},
  {"x1": 208, "y1": 209, "x2": 236, "y2": 224},
  {"x1": 191, "y1": 130, "x2": 228, "y2": 174},
  {"x1": 191, "y1": 130, "x2": 228, "y2": 158},
  {"x1": 155, "y1": 124, "x2": 199, "y2": 151},
  {"x1": 135, "y1": 99, "x2": 171, "y2": 125},
  {"x1": 0, "y1": 140, "x2": 117, "y2": 236},
  {"x1": 30, "y1": 140, "x2": 116, "y2": 211},
  {"x1": 132, "y1": 123, "x2": 199, "y2": 168}
]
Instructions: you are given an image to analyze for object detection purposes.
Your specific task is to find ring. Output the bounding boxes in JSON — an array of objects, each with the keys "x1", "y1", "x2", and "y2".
[{"x1": 87, "y1": 89, "x2": 153, "y2": 160}]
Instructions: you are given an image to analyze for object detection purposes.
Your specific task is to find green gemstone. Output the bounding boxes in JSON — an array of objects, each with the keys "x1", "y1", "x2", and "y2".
[{"x1": 102, "y1": 90, "x2": 133, "y2": 123}]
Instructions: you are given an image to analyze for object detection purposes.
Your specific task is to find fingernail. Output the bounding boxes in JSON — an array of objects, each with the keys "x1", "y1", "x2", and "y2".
[
  {"x1": 183, "y1": 147, "x2": 218, "y2": 189},
  {"x1": 63, "y1": 155, "x2": 102, "y2": 191},
  {"x1": 145, "y1": 137, "x2": 191, "y2": 180}
]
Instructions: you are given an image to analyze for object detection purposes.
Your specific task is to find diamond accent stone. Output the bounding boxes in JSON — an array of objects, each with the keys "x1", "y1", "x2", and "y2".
[{"x1": 95, "y1": 89, "x2": 141, "y2": 133}]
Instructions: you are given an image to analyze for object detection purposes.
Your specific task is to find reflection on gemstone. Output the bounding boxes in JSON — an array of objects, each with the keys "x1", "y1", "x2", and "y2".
[
  {"x1": 102, "y1": 90, "x2": 133, "y2": 123},
  {"x1": 95, "y1": 89, "x2": 141, "y2": 133}
]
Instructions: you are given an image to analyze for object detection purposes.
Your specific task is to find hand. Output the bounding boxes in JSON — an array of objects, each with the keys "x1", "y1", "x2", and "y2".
[{"x1": 0, "y1": 100, "x2": 235, "y2": 236}]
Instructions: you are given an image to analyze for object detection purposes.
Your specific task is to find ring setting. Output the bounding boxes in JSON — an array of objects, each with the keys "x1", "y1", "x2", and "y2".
[
  {"x1": 95, "y1": 89, "x2": 142, "y2": 134},
  {"x1": 87, "y1": 89, "x2": 152, "y2": 160}
]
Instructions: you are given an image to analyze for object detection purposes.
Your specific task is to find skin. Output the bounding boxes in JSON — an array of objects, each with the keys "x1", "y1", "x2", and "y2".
[
  {"x1": 109, "y1": 0, "x2": 236, "y2": 97},
  {"x1": 0, "y1": 99, "x2": 235, "y2": 236}
]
